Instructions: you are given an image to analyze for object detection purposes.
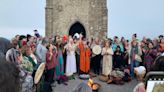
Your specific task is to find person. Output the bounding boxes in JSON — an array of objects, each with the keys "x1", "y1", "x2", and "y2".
[
  {"x1": 79, "y1": 39, "x2": 91, "y2": 74},
  {"x1": 123, "y1": 40, "x2": 129, "y2": 66},
  {"x1": 113, "y1": 46, "x2": 124, "y2": 69},
  {"x1": 0, "y1": 61, "x2": 21, "y2": 92},
  {"x1": 34, "y1": 30, "x2": 40, "y2": 38},
  {"x1": 15, "y1": 35, "x2": 20, "y2": 41},
  {"x1": 106, "y1": 69, "x2": 125, "y2": 85},
  {"x1": 158, "y1": 35, "x2": 163, "y2": 43},
  {"x1": 36, "y1": 38, "x2": 48, "y2": 63},
  {"x1": 65, "y1": 37, "x2": 77, "y2": 77},
  {"x1": 129, "y1": 40, "x2": 142, "y2": 77},
  {"x1": 0, "y1": 37, "x2": 11, "y2": 60},
  {"x1": 132, "y1": 33, "x2": 137, "y2": 42},
  {"x1": 18, "y1": 48, "x2": 34, "y2": 73},
  {"x1": 55, "y1": 43, "x2": 65, "y2": 83},
  {"x1": 23, "y1": 46, "x2": 37, "y2": 68},
  {"x1": 91, "y1": 38, "x2": 102, "y2": 75},
  {"x1": 159, "y1": 38, "x2": 164, "y2": 53},
  {"x1": 101, "y1": 40, "x2": 113, "y2": 76},
  {"x1": 75, "y1": 39, "x2": 80, "y2": 74},
  {"x1": 144, "y1": 42, "x2": 157, "y2": 72},
  {"x1": 142, "y1": 37, "x2": 147, "y2": 44},
  {"x1": 133, "y1": 56, "x2": 164, "y2": 92},
  {"x1": 27, "y1": 35, "x2": 36, "y2": 48},
  {"x1": 151, "y1": 55, "x2": 164, "y2": 71},
  {"x1": 16, "y1": 50, "x2": 34, "y2": 92},
  {"x1": 112, "y1": 36, "x2": 124, "y2": 52},
  {"x1": 140, "y1": 41, "x2": 148, "y2": 66},
  {"x1": 22, "y1": 45, "x2": 38, "y2": 81},
  {"x1": 5, "y1": 38, "x2": 18, "y2": 64},
  {"x1": 62, "y1": 35, "x2": 68, "y2": 73},
  {"x1": 30, "y1": 44, "x2": 37, "y2": 64},
  {"x1": 133, "y1": 82, "x2": 146, "y2": 92},
  {"x1": 120, "y1": 37, "x2": 125, "y2": 44},
  {"x1": 134, "y1": 66, "x2": 146, "y2": 81},
  {"x1": 17, "y1": 35, "x2": 27, "y2": 50},
  {"x1": 45, "y1": 43, "x2": 56, "y2": 92}
]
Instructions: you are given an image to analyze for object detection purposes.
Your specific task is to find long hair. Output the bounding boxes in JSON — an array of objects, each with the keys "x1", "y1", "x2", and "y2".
[
  {"x1": 151, "y1": 56, "x2": 164, "y2": 71},
  {"x1": 0, "y1": 61, "x2": 21, "y2": 92}
]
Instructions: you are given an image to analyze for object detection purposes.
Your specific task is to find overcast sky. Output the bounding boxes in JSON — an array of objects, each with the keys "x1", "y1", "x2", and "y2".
[
  {"x1": 108, "y1": 0, "x2": 164, "y2": 39},
  {"x1": 0, "y1": 0, "x2": 164, "y2": 39}
]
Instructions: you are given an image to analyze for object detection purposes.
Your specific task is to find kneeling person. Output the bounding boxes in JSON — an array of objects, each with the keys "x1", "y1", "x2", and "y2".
[{"x1": 134, "y1": 66, "x2": 146, "y2": 81}]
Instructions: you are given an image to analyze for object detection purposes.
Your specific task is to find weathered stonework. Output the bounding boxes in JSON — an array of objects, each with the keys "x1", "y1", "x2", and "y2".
[{"x1": 45, "y1": 0, "x2": 108, "y2": 39}]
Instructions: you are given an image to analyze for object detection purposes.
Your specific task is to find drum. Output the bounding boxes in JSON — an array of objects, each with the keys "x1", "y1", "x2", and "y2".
[
  {"x1": 34, "y1": 62, "x2": 45, "y2": 84},
  {"x1": 92, "y1": 45, "x2": 102, "y2": 55}
]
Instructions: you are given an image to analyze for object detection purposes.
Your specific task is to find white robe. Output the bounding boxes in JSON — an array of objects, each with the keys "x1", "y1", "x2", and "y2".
[
  {"x1": 101, "y1": 47, "x2": 113, "y2": 76},
  {"x1": 65, "y1": 43, "x2": 77, "y2": 76}
]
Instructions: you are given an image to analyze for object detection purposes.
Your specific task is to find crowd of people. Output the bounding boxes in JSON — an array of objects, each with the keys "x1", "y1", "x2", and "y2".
[{"x1": 0, "y1": 30, "x2": 164, "y2": 92}]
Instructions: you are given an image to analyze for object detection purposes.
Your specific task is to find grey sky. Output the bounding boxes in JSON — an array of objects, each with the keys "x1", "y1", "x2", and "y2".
[
  {"x1": 0, "y1": 0, "x2": 45, "y2": 28},
  {"x1": 0, "y1": 0, "x2": 164, "y2": 39},
  {"x1": 108, "y1": 0, "x2": 164, "y2": 39}
]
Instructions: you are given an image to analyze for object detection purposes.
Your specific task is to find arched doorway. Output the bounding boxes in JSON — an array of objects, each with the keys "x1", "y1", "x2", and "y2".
[{"x1": 69, "y1": 22, "x2": 86, "y2": 38}]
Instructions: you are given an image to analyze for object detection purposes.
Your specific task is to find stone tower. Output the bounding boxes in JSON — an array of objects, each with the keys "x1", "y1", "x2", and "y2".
[{"x1": 45, "y1": 0, "x2": 108, "y2": 39}]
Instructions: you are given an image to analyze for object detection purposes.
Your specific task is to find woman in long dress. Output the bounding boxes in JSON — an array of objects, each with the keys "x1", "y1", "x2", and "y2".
[
  {"x1": 65, "y1": 38, "x2": 77, "y2": 77},
  {"x1": 101, "y1": 41, "x2": 113, "y2": 76},
  {"x1": 56, "y1": 43, "x2": 64, "y2": 81}
]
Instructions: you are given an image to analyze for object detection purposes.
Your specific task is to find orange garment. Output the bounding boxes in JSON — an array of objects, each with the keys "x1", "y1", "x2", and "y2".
[
  {"x1": 159, "y1": 43, "x2": 164, "y2": 51},
  {"x1": 79, "y1": 42, "x2": 91, "y2": 73}
]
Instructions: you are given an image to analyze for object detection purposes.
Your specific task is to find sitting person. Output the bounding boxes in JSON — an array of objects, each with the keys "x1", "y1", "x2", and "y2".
[
  {"x1": 123, "y1": 68, "x2": 132, "y2": 82},
  {"x1": 107, "y1": 69, "x2": 125, "y2": 85}
]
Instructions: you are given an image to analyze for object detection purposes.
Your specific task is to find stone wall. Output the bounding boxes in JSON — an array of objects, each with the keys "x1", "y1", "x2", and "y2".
[{"x1": 45, "y1": 0, "x2": 107, "y2": 39}]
